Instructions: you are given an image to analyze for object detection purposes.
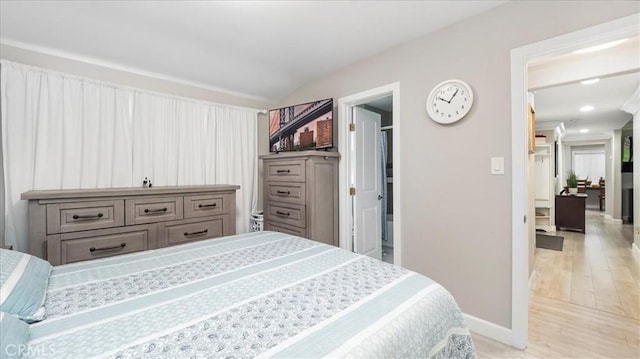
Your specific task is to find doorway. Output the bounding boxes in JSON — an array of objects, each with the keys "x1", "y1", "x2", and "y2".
[
  {"x1": 510, "y1": 14, "x2": 639, "y2": 349},
  {"x1": 354, "y1": 99, "x2": 394, "y2": 263},
  {"x1": 337, "y1": 82, "x2": 402, "y2": 266}
]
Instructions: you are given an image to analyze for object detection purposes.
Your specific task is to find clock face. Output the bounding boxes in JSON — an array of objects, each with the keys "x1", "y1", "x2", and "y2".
[{"x1": 426, "y1": 80, "x2": 474, "y2": 124}]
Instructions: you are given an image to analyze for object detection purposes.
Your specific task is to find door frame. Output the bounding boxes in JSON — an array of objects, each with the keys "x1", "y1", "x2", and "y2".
[
  {"x1": 338, "y1": 82, "x2": 402, "y2": 266},
  {"x1": 510, "y1": 14, "x2": 639, "y2": 349}
]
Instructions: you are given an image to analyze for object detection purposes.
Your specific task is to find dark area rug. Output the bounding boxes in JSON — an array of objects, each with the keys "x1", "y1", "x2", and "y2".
[{"x1": 536, "y1": 233, "x2": 564, "y2": 251}]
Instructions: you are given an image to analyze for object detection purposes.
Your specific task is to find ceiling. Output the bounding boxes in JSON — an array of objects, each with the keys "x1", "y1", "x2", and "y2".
[
  {"x1": 530, "y1": 37, "x2": 639, "y2": 140},
  {"x1": 533, "y1": 72, "x2": 638, "y2": 138},
  {"x1": 0, "y1": 1, "x2": 506, "y2": 103}
]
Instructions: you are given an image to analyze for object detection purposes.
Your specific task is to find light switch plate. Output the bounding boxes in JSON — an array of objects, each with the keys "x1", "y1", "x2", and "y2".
[{"x1": 491, "y1": 157, "x2": 504, "y2": 175}]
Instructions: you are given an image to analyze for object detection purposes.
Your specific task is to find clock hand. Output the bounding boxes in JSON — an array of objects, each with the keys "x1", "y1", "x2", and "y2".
[
  {"x1": 448, "y1": 89, "x2": 459, "y2": 102},
  {"x1": 437, "y1": 96, "x2": 450, "y2": 104}
]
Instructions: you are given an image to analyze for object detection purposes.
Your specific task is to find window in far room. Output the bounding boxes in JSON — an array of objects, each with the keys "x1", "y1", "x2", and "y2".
[{"x1": 572, "y1": 148, "x2": 605, "y2": 181}]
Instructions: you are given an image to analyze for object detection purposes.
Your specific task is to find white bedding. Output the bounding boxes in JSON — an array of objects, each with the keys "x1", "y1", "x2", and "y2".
[{"x1": 26, "y1": 231, "x2": 475, "y2": 358}]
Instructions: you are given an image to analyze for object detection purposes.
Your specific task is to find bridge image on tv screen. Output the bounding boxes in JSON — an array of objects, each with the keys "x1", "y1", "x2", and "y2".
[{"x1": 269, "y1": 98, "x2": 333, "y2": 152}]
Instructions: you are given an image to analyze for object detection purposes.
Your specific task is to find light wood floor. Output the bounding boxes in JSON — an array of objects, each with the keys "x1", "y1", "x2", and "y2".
[{"x1": 473, "y1": 210, "x2": 640, "y2": 358}]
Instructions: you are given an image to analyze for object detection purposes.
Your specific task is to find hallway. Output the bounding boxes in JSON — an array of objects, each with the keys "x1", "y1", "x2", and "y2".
[
  {"x1": 473, "y1": 210, "x2": 639, "y2": 358},
  {"x1": 531, "y1": 210, "x2": 637, "y2": 319}
]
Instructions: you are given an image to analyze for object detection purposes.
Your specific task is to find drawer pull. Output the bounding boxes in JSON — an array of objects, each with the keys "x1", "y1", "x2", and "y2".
[
  {"x1": 72, "y1": 213, "x2": 104, "y2": 220},
  {"x1": 144, "y1": 207, "x2": 168, "y2": 214},
  {"x1": 184, "y1": 229, "x2": 208, "y2": 237},
  {"x1": 276, "y1": 169, "x2": 291, "y2": 174},
  {"x1": 90, "y1": 243, "x2": 126, "y2": 252},
  {"x1": 198, "y1": 203, "x2": 217, "y2": 208},
  {"x1": 276, "y1": 210, "x2": 290, "y2": 217},
  {"x1": 276, "y1": 190, "x2": 291, "y2": 195}
]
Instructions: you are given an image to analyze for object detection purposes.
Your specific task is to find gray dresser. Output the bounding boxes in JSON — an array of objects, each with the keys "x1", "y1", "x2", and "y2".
[
  {"x1": 260, "y1": 151, "x2": 339, "y2": 246},
  {"x1": 22, "y1": 185, "x2": 239, "y2": 265}
]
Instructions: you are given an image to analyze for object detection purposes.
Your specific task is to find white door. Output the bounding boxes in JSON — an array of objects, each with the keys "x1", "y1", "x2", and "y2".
[{"x1": 352, "y1": 106, "x2": 382, "y2": 259}]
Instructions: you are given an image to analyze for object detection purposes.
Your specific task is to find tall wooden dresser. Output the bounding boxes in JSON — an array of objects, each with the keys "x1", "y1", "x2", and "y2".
[
  {"x1": 22, "y1": 185, "x2": 239, "y2": 265},
  {"x1": 260, "y1": 151, "x2": 339, "y2": 246}
]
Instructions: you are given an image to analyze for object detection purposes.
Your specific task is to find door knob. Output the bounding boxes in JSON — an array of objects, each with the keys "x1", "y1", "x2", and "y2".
[{"x1": 378, "y1": 195, "x2": 383, "y2": 200}]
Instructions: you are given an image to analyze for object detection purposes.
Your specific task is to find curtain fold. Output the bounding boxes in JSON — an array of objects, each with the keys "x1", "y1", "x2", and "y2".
[{"x1": 1, "y1": 61, "x2": 258, "y2": 252}]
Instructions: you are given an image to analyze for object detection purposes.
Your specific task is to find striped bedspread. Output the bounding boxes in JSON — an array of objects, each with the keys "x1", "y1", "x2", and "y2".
[{"x1": 27, "y1": 231, "x2": 475, "y2": 358}]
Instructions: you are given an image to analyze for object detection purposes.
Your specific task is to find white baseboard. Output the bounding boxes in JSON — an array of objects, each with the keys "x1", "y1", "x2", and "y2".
[
  {"x1": 463, "y1": 313, "x2": 513, "y2": 347},
  {"x1": 604, "y1": 214, "x2": 623, "y2": 224},
  {"x1": 633, "y1": 241, "x2": 640, "y2": 256}
]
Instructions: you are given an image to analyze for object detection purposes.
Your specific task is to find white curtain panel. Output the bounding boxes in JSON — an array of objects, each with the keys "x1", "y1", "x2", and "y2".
[{"x1": 1, "y1": 61, "x2": 258, "y2": 252}]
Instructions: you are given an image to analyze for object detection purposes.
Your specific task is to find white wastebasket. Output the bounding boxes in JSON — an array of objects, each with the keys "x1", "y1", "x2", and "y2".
[{"x1": 250, "y1": 211, "x2": 264, "y2": 232}]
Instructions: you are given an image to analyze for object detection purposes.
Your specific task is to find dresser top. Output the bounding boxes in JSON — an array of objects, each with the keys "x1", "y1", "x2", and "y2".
[
  {"x1": 259, "y1": 150, "x2": 340, "y2": 160},
  {"x1": 21, "y1": 185, "x2": 240, "y2": 200}
]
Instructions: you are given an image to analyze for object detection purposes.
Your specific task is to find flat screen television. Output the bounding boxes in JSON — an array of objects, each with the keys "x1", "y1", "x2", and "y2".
[{"x1": 269, "y1": 98, "x2": 333, "y2": 152}]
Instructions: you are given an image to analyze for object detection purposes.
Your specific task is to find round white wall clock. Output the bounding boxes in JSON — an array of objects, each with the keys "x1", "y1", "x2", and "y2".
[{"x1": 426, "y1": 79, "x2": 474, "y2": 124}]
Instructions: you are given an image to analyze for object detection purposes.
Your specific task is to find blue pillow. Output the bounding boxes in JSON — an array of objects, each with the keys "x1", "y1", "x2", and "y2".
[
  {"x1": 0, "y1": 249, "x2": 51, "y2": 322},
  {"x1": 0, "y1": 311, "x2": 30, "y2": 358}
]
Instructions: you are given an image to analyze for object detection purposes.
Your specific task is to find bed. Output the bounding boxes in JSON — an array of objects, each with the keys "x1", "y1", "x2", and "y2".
[{"x1": 1, "y1": 231, "x2": 475, "y2": 358}]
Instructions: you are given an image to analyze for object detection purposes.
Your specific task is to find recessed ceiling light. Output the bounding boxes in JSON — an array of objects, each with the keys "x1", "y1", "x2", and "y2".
[
  {"x1": 579, "y1": 105, "x2": 594, "y2": 112},
  {"x1": 580, "y1": 78, "x2": 600, "y2": 85},
  {"x1": 573, "y1": 38, "x2": 629, "y2": 54},
  {"x1": 579, "y1": 128, "x2": 590, "y2": 133}
]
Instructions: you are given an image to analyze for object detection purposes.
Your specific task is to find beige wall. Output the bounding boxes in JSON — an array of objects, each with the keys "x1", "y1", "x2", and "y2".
[{"x1": 276, "y1": 1, "x2": 638, "y2": 328}]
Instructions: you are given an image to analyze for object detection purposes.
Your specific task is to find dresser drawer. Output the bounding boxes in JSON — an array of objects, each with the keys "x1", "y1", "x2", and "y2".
[
  {"x1": 266, "y1": 182, "x2": 306, "y2": 205},
  {"x1": 163, "y1": 217, "x2": 225, "y2": 246},
  {"x1": 125, "y1": 197, "x2": 183, "y2": 225},
  {"x1": 265, "y1": 202, "x2": 305, "y2": 228},
  {"x1": 58, "y1": 228, "x2": 149, "y2": 264},
  {"x1": 264, "y1": 222, "x2": 306, "y2": 237},
  {"x1": 47, "y1": 200, "x2": 124, "y2": 234},
  {"x1": 184, "y1": 194, "x2": 228, "y2": 219},
  {"x1": 265, "y1": 159, "x2": 306, "y2": 182}
]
